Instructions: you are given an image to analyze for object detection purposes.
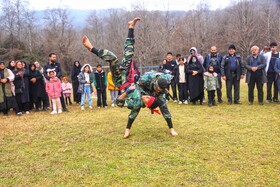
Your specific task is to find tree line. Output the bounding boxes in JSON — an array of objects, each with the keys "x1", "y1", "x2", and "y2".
[{"x1": 0, "y1": 0, "x2": 280, "y2": 75}]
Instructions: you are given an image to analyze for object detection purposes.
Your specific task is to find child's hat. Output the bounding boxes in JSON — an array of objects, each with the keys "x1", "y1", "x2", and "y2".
[{"x1": 47, "y1": 68, "x2": 56, "y2": 76}]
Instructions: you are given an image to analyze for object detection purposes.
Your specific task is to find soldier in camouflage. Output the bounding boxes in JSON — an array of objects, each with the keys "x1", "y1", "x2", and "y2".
[{"x1": 82, "y1": 17, "x2": 178, "y2": 138}]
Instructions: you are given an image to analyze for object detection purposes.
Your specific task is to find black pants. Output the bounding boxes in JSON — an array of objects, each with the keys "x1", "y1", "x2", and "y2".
[
  {"x1": 207, "y1": 90, "x2": 216, "y2": 104},
  {"x1": 226, "y1": 73, "x2": 240, "y2": 102},
  {"x1": 167, "y1": 80, "x2": 177, "y2": 100},
  {"x1": 266, "y1": 72, "x2": 278, "y2": 101},
  {"x1": 59, "y1": 92, "x2": 67, "y2": 109},
  {"x1": 248, "y1": 72, "x2": 263, "y2": 103},
  {"x1": 65, "y1": 96, "x2": 72, "y2": 105},
  {"x1": 15, "y1": 94, "x2": 29, "y2": 112},
  {"x1": 97, "y1": 90, "x2": 107, "y2": 107},
  {"x1": 217, "y1": 74, "x2": 222, "y2": 101},
  {"x1": 178, "y1": 83, "x2": 188, "y2": 102}
]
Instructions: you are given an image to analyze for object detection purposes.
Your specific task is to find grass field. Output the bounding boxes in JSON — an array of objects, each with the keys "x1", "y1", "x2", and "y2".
[{"x1": 0, "y1": 81, "x2": 279, "y2": 187}]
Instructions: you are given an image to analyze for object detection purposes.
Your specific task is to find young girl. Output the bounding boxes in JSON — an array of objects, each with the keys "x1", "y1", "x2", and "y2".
[
  {"x1": 45, "y1": 69, "x2": 62, "y2": 114},
  {"x1": 204, "y1": 65, "x2": 219, "y2": 107},
  {"x1": 78, "y1": 64, "x2": 94, "y2": 110},
  {"x1": 62, "y1": 76, "x2": 72, "y2": 105}
]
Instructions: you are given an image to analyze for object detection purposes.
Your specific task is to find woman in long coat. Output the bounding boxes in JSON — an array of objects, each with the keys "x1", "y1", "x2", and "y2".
[
  {"x1": 29, "y1": 63, "x2": 48, "y2": 111},
  {"x1": 186, "y1": 55, "x2": 204, "y2": 105},
  {"x1": 71, "y1": 60, "x2": 81, "y2": 104},
  {"x1": 0, "y1": 61, "x2": 21, "y2": 115}
]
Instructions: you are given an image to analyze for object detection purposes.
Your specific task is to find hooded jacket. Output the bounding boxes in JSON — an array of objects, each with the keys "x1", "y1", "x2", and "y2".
[
  {"x1": 187, "y1": 47, "x2": 204, "y2": 65},
  {"x1": 78, "y1": 64, "x2": 94, "y2": 93}
]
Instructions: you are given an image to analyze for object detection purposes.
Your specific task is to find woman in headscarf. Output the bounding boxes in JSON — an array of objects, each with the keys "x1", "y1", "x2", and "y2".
[
  {"x1": 29, "y1": 63, "x2": 49, "y2": 111},
  {"x1": 71, "y1": 60, "x2": 81, "y2": 104},
  {"x1": 186, "y1": 55, "x2": 204, "y2": 105},
  {"x1": 0, "y1": 61, "x2": 21, "y2": 116}
]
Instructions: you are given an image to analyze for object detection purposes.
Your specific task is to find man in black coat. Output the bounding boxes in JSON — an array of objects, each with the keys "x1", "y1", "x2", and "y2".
[
  {"x1": 162, "y1": 52, "x2": 178, "y2": 102},
  {"x1": 221, "y1": 44, "x2": 245, "y2": 105},
  {"x1": 43, "y1": 53, "x2": 69, "y2": 112}
]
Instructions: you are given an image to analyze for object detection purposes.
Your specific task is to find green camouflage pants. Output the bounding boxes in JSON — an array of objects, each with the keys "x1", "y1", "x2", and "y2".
[{"x1": 95, "y1": 38, "x2": 135, "y2": 88}]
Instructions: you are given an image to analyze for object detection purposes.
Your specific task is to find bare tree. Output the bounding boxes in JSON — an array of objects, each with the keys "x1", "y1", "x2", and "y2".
[{"x1": 42, "y1": 7, "x2": 77, "y2": 72}]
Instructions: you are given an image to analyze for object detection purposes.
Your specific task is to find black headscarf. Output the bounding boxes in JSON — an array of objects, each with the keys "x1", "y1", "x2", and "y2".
[{"x1": 71, "y1": 61, "x2": 81, "y2": 80}]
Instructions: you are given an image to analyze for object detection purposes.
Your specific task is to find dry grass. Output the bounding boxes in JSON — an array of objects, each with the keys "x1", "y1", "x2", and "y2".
[{"x1": 0, "y1": 81, "x2": 279, "y2": 186}]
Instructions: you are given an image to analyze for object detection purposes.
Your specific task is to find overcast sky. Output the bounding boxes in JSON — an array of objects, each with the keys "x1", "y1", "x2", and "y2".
[{"x1": 27, "y1": 0, "x2": 231, "y2": 11}]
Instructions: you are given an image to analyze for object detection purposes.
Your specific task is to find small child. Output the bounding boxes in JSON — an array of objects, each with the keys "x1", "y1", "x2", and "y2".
[
  {"x1": 62, "y1": 76, "x2": 72, "y2": 105},
  {"x1": 93, "y1": 64, "x2": 108, "y2": 108},
  {"x1": 78, "y1": 64, "x2": 94, "y2": 110},
  {"x1": 107, "y1": 71, "x2": 119, "y2": 107},
  {"x1": 204, "y1": 65, "x2": 219, "y2": 107},
  {"x1": 45, "y1": 69, "x2": 62, "y2": 114}
]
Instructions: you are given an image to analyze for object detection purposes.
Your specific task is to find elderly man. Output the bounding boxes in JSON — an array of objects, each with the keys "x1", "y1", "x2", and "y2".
[{"x1": 245, "y1": 46, "x2": 267, "y2": 105}]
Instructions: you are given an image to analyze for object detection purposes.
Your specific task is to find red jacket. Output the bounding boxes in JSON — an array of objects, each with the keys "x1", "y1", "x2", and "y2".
[{"x1": 46, "y1": 77, "x2": 62, "y2": 99}]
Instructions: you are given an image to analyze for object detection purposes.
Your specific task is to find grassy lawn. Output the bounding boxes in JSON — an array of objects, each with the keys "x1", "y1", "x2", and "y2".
[{"x1": 0, "y1": 81, "x2": 279, "y2": 186}]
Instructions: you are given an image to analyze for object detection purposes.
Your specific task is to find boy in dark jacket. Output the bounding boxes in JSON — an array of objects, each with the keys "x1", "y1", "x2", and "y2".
[{"x1": 93, "y1": 64, "x2": 108, "y2": 108}]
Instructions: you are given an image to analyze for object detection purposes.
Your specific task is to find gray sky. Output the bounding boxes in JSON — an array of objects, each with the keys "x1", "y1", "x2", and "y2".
[{"x1": 27, "y1": 0, "x2": 231, "y2": 11}]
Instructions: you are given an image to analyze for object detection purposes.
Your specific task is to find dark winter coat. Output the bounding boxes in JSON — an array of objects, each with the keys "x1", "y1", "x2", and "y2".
[
  {"x1": 245, "y1": 55, "x2": 267, "y2": 84},
  {"x1": 173, "y1": 64, "x2": 188, "y2": 84},
  {"x1": 29, "y1": 68, "x2": 48, "y2": 102},
  {"x1": 93, "y1": 70, "x2": 107, "y2": 92},
  {"x1": 186, "y1": 60, "x2": 204, "y2": 101}
]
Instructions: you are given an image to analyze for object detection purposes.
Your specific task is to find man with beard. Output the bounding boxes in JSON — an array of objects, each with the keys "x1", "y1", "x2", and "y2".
[
  {"x1": 203, "y1": 46, "x2": 224, "y2": 103},
  {"x1": 43, "y1": 53, "x2": 69, "y2": 112}
]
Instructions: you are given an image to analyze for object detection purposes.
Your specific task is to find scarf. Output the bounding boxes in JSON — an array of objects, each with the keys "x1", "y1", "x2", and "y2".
[{"x1": 0, "y1": 69, "x2": 13, "y2": 103}]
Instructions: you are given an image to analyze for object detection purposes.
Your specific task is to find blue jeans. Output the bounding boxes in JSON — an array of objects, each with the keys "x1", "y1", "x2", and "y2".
[{"x1": 81, "y1": 85, "x2": 92, "y2": 106}]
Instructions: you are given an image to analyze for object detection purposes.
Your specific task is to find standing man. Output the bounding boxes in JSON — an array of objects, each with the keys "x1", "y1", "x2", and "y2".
[
  {"x1": 221, "y1": 44, "x2": 245, "y2": 105},
  {"x1": 44, "y1": 53, "x2": 69, "y2": 112},
  {"x1": 162, "y1": 52, "x2": 178, "y2": 102},
  {"x1": 263, "y1": 42, "x2": 280, "y2": 103},
  {"x1": 245, "y1": 46, "x2": 267, "y2": 105},
  {"x1": 203, "y1": 46, "x2": 224, "y2": 103}
]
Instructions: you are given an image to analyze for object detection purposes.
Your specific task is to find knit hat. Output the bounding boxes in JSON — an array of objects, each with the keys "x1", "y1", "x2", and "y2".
[
  {"x1": 157, "y1": 78, "x2": 169, "y2": 90},
  {"x1": 228, "y1": 44, "x2": 236, "y2": 50},
  {"x1": 0, "y1": 61, "x2": 5, "y2": 65}
]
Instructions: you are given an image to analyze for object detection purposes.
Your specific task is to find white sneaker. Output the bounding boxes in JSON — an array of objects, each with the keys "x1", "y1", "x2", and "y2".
[
  {"x1": 89, "y1": 106, "x2": 92, "y2": 109},
  {"x1": 104, "y1": 106, "x2": 107, "y2": 109},
  {"x1": 111, "y1": 103, "x2": 115, "y2": 107},
  {"x1": 98, "y1": 106, "x2": 101, "y2": 109},
  {"x1": 184, "y1": 100, "x2": 188, "y2": 105},
  {"x1": 25, "y1": 111, "x2": 30, "y2": 114},
  {"x1": 81, "y1": 106, "x2": 84, "y2": 111},
  {"x1": 50, "y1": 111, "x2": 57, "y2": 114},
  {"x1": 58, "y1": 109, "x2": 62, "y2": 113},
  {"x1": 174, "y1": 99, "x2": 178, "y2": 103},
  {"x1": 179, "y1": 101, "x2": 182, "y2": 104}
]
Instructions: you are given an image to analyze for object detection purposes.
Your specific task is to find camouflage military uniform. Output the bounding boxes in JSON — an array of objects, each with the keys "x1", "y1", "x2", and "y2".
[
  {"x1": 93, "y1": 38, "x2": 134, "y2": 88},
  {"x1": 138, "y1": 72, "x2": 174, "y2": 120},
  {"x1": 91, "y1": 35, "x2": 174, "y2": 129}
]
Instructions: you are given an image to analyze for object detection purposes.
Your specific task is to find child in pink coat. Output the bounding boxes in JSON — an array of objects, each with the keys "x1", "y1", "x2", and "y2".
[{"x1": 45, "y1": 69, "x2": 62, "y2": 114}]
